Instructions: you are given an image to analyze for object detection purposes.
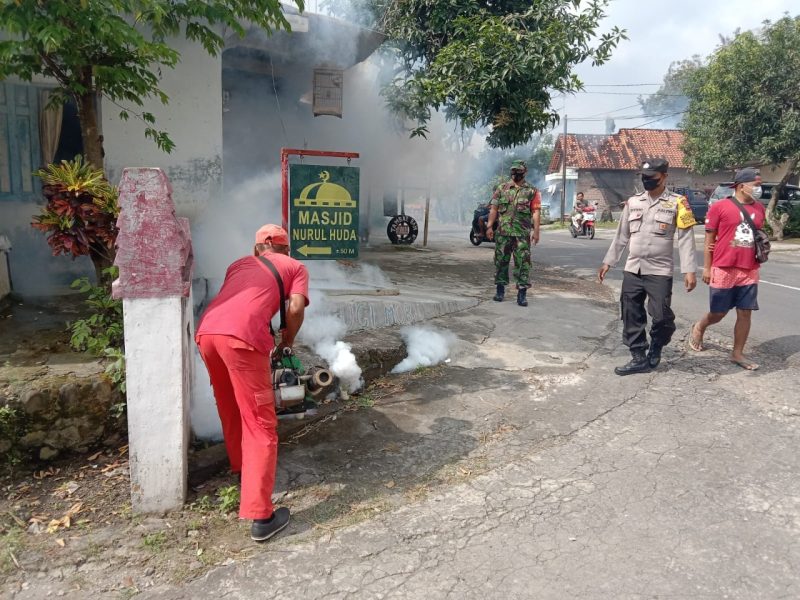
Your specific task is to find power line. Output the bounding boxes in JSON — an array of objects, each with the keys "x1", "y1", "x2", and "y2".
[
  {"x1": 574, "y1": 91, "x2": 685, "y2": 96},
  {"x1": 582, "y1": 83, "x2": 662, "y2": 87},
  {"x1": 631, "y1": 110, "x2": 687, "y2": 129},
  {"x1": 269, "y1": 55, "x2": 290, "y2": 147},
  {"x1": 570, "y1": 110, "x2": 682, "y2": 122},
  {"x1": 580, "y1": 102, "x2": 642, "y2": 119}
]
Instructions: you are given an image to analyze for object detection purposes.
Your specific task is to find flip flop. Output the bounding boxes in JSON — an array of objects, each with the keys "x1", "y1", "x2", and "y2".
[
  {"x1": 731, "y1": 359, "x2": 760, "y2": 371},
  {"x1": 688, "y1": 323, "x2": 705, "y2": 352}
]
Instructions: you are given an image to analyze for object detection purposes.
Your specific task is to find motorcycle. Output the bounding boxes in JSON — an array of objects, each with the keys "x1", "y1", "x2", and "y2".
[
  {"x1": 469, "y1": 204, "x2": 498, "y2": 245},
  {"x1": 569, "y1": 206, "x2": 596, "y2": 239}
]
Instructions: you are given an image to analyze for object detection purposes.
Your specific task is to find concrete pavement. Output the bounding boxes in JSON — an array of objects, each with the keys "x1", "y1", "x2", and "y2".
[{"x1": 141, "y1": 229, "x2": 800, "y2": 600}]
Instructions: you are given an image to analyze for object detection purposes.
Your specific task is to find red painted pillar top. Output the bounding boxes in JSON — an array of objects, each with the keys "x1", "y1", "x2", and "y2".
[{"x1": 112, "y1": 168, "x2": 194, "y2": 300}]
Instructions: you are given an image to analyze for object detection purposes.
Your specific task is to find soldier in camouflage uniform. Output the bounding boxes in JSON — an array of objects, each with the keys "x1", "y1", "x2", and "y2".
[{"x1": 486, "y1": 160, "x2": 542, "y2": 307}]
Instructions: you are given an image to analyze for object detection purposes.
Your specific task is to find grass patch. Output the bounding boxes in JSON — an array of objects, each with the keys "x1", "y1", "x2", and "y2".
[
  {"x1": 0, "y1": 526, "x2": 24, "y2": 576},
  {"x1": 142, "y1": 531, "x2": 168, "y2": 552},
  {"x1": 354, "y1": 393, "x2": 375, "y2": 409},
  {"x1": 189, "y1": 495, "x2": 214, "y2": 513},
  {"x1": 410, "y1": 364, "x2": 445, "y2": 379}
]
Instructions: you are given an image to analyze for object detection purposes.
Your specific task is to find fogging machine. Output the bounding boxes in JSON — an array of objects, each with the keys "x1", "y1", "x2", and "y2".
[{"x1": 257, "y1": 254, "x2": 334, "y2": 419}]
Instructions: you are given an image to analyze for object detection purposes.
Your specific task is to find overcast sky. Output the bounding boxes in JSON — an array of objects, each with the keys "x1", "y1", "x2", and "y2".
[{"x1": 560, "y1": 0, "x2": 797, "y2": 135}]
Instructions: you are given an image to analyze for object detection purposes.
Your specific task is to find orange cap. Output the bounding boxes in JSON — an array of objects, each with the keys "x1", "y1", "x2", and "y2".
[{"x1": 254, "y1": 224, "x2": 289, "y2": 246}]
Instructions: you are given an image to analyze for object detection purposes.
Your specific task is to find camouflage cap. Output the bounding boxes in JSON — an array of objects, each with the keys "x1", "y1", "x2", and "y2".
[{"x1": 510, "y1": 160, "x2": 527, "y2": 171}]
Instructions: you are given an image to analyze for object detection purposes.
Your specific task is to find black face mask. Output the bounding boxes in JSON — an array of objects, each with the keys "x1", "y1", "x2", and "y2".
[
  {"x1": 511, "y1": 172, "x2": 524, "y2": 182},
  {"x1": 642, "y1": 176, "x2": 661, "y2": 191}
]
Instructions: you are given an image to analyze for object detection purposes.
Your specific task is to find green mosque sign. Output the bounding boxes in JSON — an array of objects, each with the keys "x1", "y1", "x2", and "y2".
[{"x1": 289, "y1": 165, "x2": 360, "y2": 260}]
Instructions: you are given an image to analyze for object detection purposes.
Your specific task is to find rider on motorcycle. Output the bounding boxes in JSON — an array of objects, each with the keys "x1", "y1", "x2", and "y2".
[
  {"x1": 474, "y1": 203, "x2": 491, "y2": 240},
  {"x1": 571, "y1": 192, "x2": 588, "y2": 232}
]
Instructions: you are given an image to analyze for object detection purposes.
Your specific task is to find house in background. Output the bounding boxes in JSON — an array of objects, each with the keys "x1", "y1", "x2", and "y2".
[
  {"x1": 0, "y1": 83, "x2": 92, "y2": 294},
  {"x1": 0, "y1": 6, "x2": 385, "y2": 296},
  {"x1": 545, "y1": 129, "x2": 727, "y2": 218}
]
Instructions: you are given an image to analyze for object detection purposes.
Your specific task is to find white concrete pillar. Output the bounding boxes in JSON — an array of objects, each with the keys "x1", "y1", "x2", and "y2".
[{"x1": 113, "y1": 168, "x2": 194, "y2": 513}]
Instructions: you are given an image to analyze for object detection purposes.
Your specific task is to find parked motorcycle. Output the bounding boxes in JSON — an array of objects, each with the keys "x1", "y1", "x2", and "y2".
[
  {"x1": 470, "y1": 204, "x2": 498, "y2": 245},
  {"x1": 569, "y1": 206, "x2": 596, "y2": 239}
]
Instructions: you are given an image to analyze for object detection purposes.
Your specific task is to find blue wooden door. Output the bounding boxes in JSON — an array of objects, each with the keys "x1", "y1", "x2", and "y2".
[{"x1": 0, "y1": 82, "x2": 42, "y2": 202}]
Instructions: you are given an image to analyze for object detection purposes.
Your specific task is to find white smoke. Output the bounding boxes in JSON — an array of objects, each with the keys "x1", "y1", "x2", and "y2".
[
  {"x1": 298, "y1": 299, "x2": 363, "y2": 393},
  {"x1": 308, "y1": 260, "x2": 392, "y2": 290},
  {"x1": 392, "y1": 326, "x2": 457, "y2": 374},
  {"x1": 191, "y1": 345, "x2": 223, "y2": 441},
  {"x1": 192, "y1": 171, "x2": 282, "y2": 287}
]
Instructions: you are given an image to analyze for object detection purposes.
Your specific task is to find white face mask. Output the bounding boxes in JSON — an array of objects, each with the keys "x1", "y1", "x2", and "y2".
[{"x1": 747, "y1": 185, "x2": 763, "y2": 200}]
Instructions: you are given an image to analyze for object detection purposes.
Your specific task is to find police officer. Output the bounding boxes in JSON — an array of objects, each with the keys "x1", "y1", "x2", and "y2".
[
  {"x1": 598, "y1": 158, "x2": 698, "y2": 375},
  {"x1": 486, "y1": 160, "x2": 541, "y2": 307}
]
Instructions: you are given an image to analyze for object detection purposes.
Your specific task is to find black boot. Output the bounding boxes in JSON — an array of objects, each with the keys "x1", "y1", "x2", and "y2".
[
  {"x1": 516, "y1": 287, "x2": 528, "y2": 307},
  {"x1": 493, "y1": 284, "x2": 505, "y2": 302},
  {"x1": 614, "y1": 350, "x2": 651, "y2": 376},
  {"x1": 647, "y1": 342, "x2": 663, "y2": 369}
]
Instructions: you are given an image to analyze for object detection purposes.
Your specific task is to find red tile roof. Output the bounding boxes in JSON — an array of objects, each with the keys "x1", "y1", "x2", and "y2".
[{"x1": 547, "y1": 129, "x2": 687, "y2": 173}]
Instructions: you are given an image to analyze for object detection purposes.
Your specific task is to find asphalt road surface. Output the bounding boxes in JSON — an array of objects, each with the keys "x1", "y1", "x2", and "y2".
[
  {"x1": 534, "y1": 227, "x2": 800, "y2": 359},
  {"x1": 437, "y1": 224, "x2": 800, "y2": 362}
]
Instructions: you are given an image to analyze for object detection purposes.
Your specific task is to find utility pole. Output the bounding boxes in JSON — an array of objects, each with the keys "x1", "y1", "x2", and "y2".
[{"x1": 560, "y1": 115, "x2": 568, "y2": 223}]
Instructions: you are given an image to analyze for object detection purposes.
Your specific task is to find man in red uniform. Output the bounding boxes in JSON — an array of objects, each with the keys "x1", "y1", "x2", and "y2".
[
  {"x1": 690, "y1": 168, "x2": 765, "y2": 370},
  {"x1": 196, "y1": 224, "x2": 309, "y2": 541}
]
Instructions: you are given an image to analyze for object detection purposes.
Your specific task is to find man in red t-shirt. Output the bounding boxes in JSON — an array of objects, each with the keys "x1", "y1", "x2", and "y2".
[
  {"x1": 196, "y1": 224, "x2": 309, "y2": 541},
  {"x1": 690, "y1": 168, "x2": 766, "y2": 370}
]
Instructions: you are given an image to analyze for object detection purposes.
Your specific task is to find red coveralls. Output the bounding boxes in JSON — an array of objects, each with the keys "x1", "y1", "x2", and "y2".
[{"x1": 195, "y1": 253, "x2": 309, "y2": 519}]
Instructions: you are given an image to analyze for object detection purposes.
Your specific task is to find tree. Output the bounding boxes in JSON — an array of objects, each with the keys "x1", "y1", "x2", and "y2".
[
  {"x1": 525, "y1": 134, "x2": 555, "y2": 183},
  {"x1": 638, "y1": 57, "x2": 702, "y2": 124},
  {"x1": 325, "y1": 0, "x2": 625, "y2": 149},
  {"x1": 682, "y1": 16, "x2": 800, "y2": 240},
  {"x1": 0, "y1": 0, "x2": 301, "y2": 170}
]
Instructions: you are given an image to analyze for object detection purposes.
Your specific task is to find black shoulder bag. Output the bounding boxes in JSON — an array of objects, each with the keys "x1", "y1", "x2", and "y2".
[
  {"x1": 257, "y1": 256, "x2": 286, "y2": 334},
  {"x1": 728, "y1": 197, "x2": 771, "y2": 264}
]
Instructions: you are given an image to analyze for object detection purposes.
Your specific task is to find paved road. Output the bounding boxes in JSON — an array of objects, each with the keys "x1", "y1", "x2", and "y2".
[
  {"x1": 454, "y1": 225, "x2": 800, "y2": 363},
  {"x1": 141, "y1": 230, "x2": 800, "y2": 600},
  {"x1": 533, "y1": 227, "x2": 800, "y2": 361}
]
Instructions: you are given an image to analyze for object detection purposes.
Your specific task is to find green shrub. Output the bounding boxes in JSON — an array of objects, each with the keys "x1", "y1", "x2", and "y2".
[
  {"x1": 68, "y1": 266, "x2": 126, "y2": 397},
  {"x1": 68, "y1": 267, "x2": 123, "y2": 355},
  {"x1": 783, "y1": 205, "x2": 800, "y2": 237},
  {"x1": 216, "y1": 485, "x2": 240, "y2": 514},
  {"x1": 0, "y1": 405, "x2": 28, "y2": 473}
]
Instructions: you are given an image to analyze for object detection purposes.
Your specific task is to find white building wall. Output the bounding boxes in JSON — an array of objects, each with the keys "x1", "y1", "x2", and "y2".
[{"x1": 102, "y1": 37, "x2": 223, "y2": 220}]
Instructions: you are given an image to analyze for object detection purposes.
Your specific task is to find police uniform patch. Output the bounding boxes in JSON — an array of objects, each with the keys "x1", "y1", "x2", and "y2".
[{"x1": 676, "y1": 196, "x2": 697, "y2": 229}]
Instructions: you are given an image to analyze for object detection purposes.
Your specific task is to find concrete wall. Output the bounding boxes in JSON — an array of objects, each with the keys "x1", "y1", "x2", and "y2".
[
  {"x1": 575, "y1": 170, "x2": 636, "y2": 215},
  {"x1": 575, "y1": 168, "x2": 732, "y2": 217},
  {"x1": 756, "y1": 163, "x2": 799, "y2": 185},
  {"x1": 102, "y1": 37, "x2": 223, "y2": 220},
  {"x1": 0, "y1": 202, "x2": 95, "y2": 296}
]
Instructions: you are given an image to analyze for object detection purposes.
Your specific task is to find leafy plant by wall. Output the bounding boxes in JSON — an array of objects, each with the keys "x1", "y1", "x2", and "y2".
[
  {"x1": 68, "y1": 267, "x2": 126, "y2": 396},
  {"x1": 31, "y1": 156, "x2": 119, "y2": 286},
  {"x1": 0, "y1": 405, "x2": 28, "y2": 474}
]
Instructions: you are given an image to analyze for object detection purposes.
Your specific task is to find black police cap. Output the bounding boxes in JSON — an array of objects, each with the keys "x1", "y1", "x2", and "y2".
[{"x1": 640, "y1": 158, "x2": 669, "y2": 176}]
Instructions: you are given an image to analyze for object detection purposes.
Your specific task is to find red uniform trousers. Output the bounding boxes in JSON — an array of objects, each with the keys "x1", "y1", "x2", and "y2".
[{"x1": 196, "y1": 334, "x2": 277, "y2": 520}]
